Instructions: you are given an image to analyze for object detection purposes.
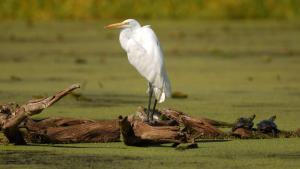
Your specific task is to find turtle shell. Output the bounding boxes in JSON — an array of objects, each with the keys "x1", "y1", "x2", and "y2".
[
  {"x1": 232, "y1": 115, "x2": 255, "y2": 131},
  {"x1": 257, "y1": 115, "x2": 278, "y2": 134}
]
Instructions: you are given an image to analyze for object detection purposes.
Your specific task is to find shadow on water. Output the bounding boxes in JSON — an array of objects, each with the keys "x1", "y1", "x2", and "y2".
[
  {"x1": 26, "y1": 144, "x2": 127, "y2": 149},
  {"x1": 214, "y1": 151, "x2": 300, "y2": 160},
  {"x1": 0, "y1": 150, "x2": 143, "y2": 167},
  {"x1": 65, "y1": 93, "x2": 147, "y2": 107},
  {"x1": 196, "y1": 139, "x2": 231, "y2": 143},
  {"x1": 267, "y1": 152, "x2": 300, "y2": 159},
  {"x1": 232, "y1": 103, "x2": 286, "y2": 108},
  {"x1": 0, "y1": 91, "x2": 147, "y2": 108}
]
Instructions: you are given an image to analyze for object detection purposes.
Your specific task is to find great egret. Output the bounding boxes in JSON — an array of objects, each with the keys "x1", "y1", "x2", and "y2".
[{"x1": 105, "y1": 19, "x2": 171, "y2": 123}]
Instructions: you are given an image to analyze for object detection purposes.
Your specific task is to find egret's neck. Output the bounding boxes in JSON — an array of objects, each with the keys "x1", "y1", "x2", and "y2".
[
  {"x1": 119, "y1": 28, "x2": 132, "y2": 51},
  {"x1": 119, "y1": 24, "x2": 141, "y2": 51}
]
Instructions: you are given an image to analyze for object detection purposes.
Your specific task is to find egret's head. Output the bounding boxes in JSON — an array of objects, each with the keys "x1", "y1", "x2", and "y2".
[{"x1": 105, "y1": 19, "x2": 140, "y2": 30}]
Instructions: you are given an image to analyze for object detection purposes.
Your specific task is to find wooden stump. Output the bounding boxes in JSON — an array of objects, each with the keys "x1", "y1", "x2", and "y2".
[{"x1": 119, "y1": 115, "x2": 186, "y2": 146}]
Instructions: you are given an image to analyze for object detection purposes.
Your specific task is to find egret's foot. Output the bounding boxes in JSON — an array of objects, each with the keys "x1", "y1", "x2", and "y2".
[
  {"x1": 166, "y1": 119, "x2": 178, "y2": 126},
  {"x1": 143, "y1": 119, "x2": 150, "y2": 123},
  {"x1": 146, "y1": 110, "x2": 151, "y2": 123},
  {"x1": 144, "y1": 118, "x2": 156, "y2": 126},
  {"x1": 149, "y1": 119, "x2": 158, "y2": 126},
  {"x1": 143, "y1": 119, "x2": 157, "y2": 126}
]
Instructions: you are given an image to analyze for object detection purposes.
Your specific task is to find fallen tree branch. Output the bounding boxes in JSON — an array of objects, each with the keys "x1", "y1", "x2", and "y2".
[
  {"x1": 149, "y1": 108, "x2": 224, "y2": 139},
  {"x1": 124, "y1": 107, "x2": 300, "y2": 145},
  {"x1": 1, "y1": 84, "x2": 80, "y2": 144},
  {"x1": 25, "y1": 118, "x2": 120, "y2": 143},
  {"x1": 0, "y1": 84, "x2": 121, "y2": 145},
  {"x1": 118, "y1": 108, "x2": 230, "y2": 147},
  {"x1": 1, "y1": 84, "x2": 299, "y2": 146},
  {"x1": 2, "y1": 84, "x2": 80, "y2": 130}
]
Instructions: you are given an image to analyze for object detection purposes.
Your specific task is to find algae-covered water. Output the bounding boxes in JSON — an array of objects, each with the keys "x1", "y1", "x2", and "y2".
[{"x1": 0, "y1": 20, "x2": 300, "y2": 169}]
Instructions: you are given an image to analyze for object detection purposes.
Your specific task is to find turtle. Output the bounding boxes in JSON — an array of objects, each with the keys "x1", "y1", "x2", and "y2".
[
  {"x1": 232, "y1": 114, "x2": 256, "y2": 132},
  {"x1": 256, "y1": 115, "x2": 279, "y2": 136}
]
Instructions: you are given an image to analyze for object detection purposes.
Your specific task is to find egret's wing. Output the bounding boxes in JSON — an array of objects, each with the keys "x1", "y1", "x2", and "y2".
[
  {"x1": 133, "y1": 26, "x2": 164, "y2": 67},
  {"x1": 126, "y1": 26, "x2": 171, "y2": 102},
  {"x1": 126, "y1": 38, "x2": 157, "y2": 83}
]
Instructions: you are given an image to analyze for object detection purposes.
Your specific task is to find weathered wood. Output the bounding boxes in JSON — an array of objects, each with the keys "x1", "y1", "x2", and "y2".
[
  {"x1": 231, "y1": 127, "x2": 300, "y2": 139},
  {"x1": 0, "y1": 84, "x2": 80, "y2": 145},
  {"x1": 119, "y1": 115, "x2": 187, "y2": 146},
  {"x1": 1, "y1": 83, "x2": 299, "y2": 146},
  {"x1": 134, "y1": 108, "x2": 300, "y2": 141},
  {"x1": 180, "y1": 116, "x2": 224, "y2": 139},
  {"x1": 232, "y1": 128, "x2": 253, "y2": 139},
  {"x1": 25, "y1": 118, "x2": 120, "y2": 143},
  {"x1": 153, "y1": 108, "x2": 224, "y2": 138},
  {"x1": 0, "y1": 84, "x2": 119, "y2": 145},
  {"x1": 118, "y1": 108, "x2": 230, "y2": 147}
]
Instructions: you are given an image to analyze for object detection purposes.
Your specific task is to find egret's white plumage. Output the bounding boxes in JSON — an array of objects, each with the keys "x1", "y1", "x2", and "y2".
[{"x1": 106, "y1": 19, "x2": 171, "y2": 103}]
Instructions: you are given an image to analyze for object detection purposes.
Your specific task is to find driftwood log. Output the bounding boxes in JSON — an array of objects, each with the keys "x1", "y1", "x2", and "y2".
[
  {"x1": 0, "y1": 84, "x2": 120, "y2": 145},
  {"x1": 119, "y1": 107, "x2": 300, "y2": 146},
  {"x1": 1, "y1": 84, "x2": 299, "y2": 146},
  {"x1": 157, "y1": 108, "x2": 226, "y2": 139},
  {"x1": 232, "y1": 128, "x2": 300, "y2": 139},
  {"x1": 118, "y1": 107, "x2": 228, "y2": 147},
  {"x1": 24, "y1": 118, "x2": 119, "y2": 144}
]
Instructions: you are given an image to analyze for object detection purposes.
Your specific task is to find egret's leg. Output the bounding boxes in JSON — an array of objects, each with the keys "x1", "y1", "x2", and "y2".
[
  {"x1": 147, "y1": 83, "x2": 153, "y2": 122},
  {"x1": 150, "y1": 99, "x2": 158, "y2": 122}
]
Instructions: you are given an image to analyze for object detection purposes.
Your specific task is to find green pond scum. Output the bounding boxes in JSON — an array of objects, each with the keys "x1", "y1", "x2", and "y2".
[
  {"x1": 1, "y1": 0, "x2": 300, "y2": 20},
  {"x1": 0, "y1": 20, "x2": 300, "y2": 169}
]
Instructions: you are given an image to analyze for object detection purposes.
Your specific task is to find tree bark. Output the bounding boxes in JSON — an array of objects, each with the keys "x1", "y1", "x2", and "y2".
[
  {"x1": 0, "y1": 84, "x2": 120, "y2": 144},
  {"x1": 118, "y1": 108, "x2": 229, "y2": 146},
  {"x1": 119, "y1": 115, "x2": 186, "y2": 146},
  {"x1": 25, "y1": 118, "x2": 120, "y2": 143},
  {"x1": 1, "y1": 84, "x2": 81, "y2": 144},
  {"x1": 231, "y1": 128, "x2": 300, "y2": 139},
  {"x1": 152, "y1": 108, "x2": 224, "y2": 138}
]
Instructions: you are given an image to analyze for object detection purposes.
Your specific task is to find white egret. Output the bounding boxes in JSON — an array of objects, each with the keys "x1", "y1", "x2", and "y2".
[{"x1": 105, "y1": 19, "x2": 171, "y2": 123}]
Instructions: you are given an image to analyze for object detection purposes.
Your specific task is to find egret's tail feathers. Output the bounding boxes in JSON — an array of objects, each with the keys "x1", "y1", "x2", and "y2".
[
  {"x1": 153, "y1": 88, "x2": 165, "y2": 103},
  {"x1": 163, "y1": 77, "x2": 172, "y2": 98},
  {"x1": 158, "y1": 92, "x2": 165, "y2": 103},
  {"x1": 153, "y1": 85, "x2": 171, "y2": 103},
  {"x1": 149, "y1": 73, "x2": 171, "y2": 103}
]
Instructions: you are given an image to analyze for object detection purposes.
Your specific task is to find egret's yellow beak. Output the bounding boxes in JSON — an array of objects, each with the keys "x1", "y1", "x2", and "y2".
[{"x1": 105, "y1": 22, "x2": 126, "y2": 29}]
